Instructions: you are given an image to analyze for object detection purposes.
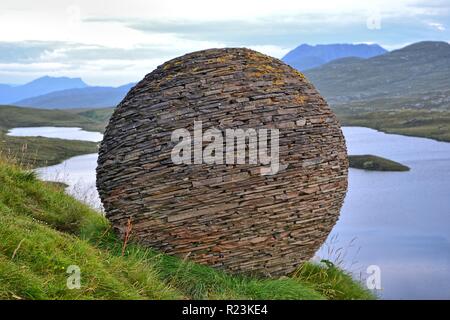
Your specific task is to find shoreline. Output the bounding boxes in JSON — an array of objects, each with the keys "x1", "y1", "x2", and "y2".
[{"x1": 340, "y1": 124, "x2": 450, "y2": 143}]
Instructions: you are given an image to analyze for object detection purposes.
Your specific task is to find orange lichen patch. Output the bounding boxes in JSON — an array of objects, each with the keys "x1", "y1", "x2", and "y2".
[
  {"x1": 292, "y1": 69, "x2": 306, "y2": 79},
  {"x1": 215, "y1": 56, "x2": 228, "y2": 63},
  {"x1": 272, "y1": 79, "x2": 286, "y2": 86},
  {"x1": 247, "y1": 68, "x2": 284, "y2": 79},
  {"x1": 293, "y1": 95, "x2": 307, "y2": 105}
]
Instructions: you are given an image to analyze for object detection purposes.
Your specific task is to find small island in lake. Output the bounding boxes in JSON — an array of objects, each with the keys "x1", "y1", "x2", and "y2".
[{"x1": 348, "y1": 154, "x2": 410, "y2": 172}]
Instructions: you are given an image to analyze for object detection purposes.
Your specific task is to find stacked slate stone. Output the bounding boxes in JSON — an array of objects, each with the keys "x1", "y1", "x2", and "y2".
[{"x1": 96, "y1": 48, "x2": 348, "y2": 277}]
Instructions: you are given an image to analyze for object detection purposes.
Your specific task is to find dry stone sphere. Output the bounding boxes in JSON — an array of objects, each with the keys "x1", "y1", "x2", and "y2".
[{"x1": 97, "y1": 48, "x2": 348, "y2": 277}]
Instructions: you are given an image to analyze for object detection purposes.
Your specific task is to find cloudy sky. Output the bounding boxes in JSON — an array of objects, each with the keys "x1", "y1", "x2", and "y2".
[{"x1": 0, "y1": 0, "x2": 449, "y2": 86}]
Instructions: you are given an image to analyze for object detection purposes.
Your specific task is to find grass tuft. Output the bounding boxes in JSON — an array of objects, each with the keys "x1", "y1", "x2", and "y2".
[{"x1": 293, "y1": 259, "x2": 376, "y2": 300}]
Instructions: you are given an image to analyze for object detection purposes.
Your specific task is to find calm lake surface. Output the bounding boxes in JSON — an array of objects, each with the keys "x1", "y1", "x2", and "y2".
[
  {"x1": 9, "y1": 126, "x2": 450, "y2": 299},
  {"x1": 7, "y1": 126, "x2": 103, "y2": 142},
  {"x1": 7, "y1": 127, "x2": 102, "y2": 208}
]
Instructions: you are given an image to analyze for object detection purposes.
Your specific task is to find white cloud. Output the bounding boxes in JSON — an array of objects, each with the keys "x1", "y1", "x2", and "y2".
[
  {"x1": 247, "y1": 45, "x2": 290, "y2": 59},
  {"x1": 0, "y1": 0, "x2": 449, "y2": 85},
  {"x1": 1, "y1": 0, "x2": 445, "y2": 45},
  {"x1": 428, "y1": 22, "x2": 446, "y2": 31},
  {"x1": 379, "y1": 42, "x2": 412, "y2": 51}
]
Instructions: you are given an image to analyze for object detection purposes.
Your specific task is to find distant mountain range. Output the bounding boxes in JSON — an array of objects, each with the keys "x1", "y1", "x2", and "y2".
[
  {"x1": 303, "y1": 41, "x2": 450, "y2": 103},
  {"x1": 0, "y1": 76, "x2": 87, "y2": 104},
  {"x1": 0, "y1": 75, "x2": 135, "y2": 109},
  {"x1": 282, "y1": 43, "x2": 387, "y2": 71},
  {"x1": 1, "y1": 41, "x2": 448, "y2": 109},
  {"x1": 14, "y1": 83, "x2": 135, "y2": 109}
]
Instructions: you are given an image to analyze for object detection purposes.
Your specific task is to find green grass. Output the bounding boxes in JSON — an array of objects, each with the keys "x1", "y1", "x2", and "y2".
[
  {"x1": 293, "y1": 260, "x2": 375, "y2": 300},
  {"x1": 0, "y1": 158, "x2": 374, "y2": 300},
  {"x1": 70, "y1": 107, "x2": 114, "y2": 125},
  {"x1": 348, "y1": 155, "x2": 410, "y2": 172}
]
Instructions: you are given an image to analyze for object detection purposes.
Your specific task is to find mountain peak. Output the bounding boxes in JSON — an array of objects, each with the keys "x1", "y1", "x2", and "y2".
[
  {"x1": 0, "y1": 76, "x2": 89, "y2": 104},
  {"x1": 27, "y1": 76, "x2": 87, "y2": 88},
  {"x1": 395, "y1": 41, "x2": 450, "y2": 52},
  {"x1": 407, "y1": 40, "x2": 449, "y2": 47},
  {"x1": 282, "y1": 43, "x2": 387, "y2": 71}
]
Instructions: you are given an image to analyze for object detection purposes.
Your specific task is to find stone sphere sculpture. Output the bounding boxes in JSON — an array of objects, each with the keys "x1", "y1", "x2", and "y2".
[{"x1": 97, "y1": 48, "x2": 348, "y2": 276}]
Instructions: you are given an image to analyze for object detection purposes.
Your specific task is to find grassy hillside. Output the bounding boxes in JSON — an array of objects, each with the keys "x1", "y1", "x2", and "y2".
[
  {"x1": 335, "y1": 105, "x2": 450, "y2": 142},
  {"x1": 70, "y1": 107, "x2": 114, "y2": 125},
  {"x1": 300, "y1": 40, "x2": 450, "y2": 142},
  {"x1": 0, "y1": 105, "x2": 106, "y2": 132},
  {"x1": 334, "y1": 90, "x2": 450, "y2": 112},
  {"x1": 0, "y1": 158, "x2": 374, "y2": 300},
  {"x1": 305, "y1": 41, "x2": 450, "y2": 103}
]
